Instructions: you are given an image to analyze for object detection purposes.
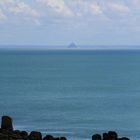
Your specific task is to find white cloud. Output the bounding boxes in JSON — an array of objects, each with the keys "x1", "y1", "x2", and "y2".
[
  {"x1": 0, "y1": 0, "x2": 40, "y2": 24},
  {"x1": 0, "y1": 9, "x2": 7, "y2": 20},
  {"x1": 37, "y1": 0, "x2": 74, "y2": 17},
  {"x1": 109, "y1": 3, "x2": 130, "y2": 13},
  {"x1": 68, "y1": 0, "x2": 89, "y2": 17},
  {"x1": 90, "y1": 2, "x2": 102, "y2": 15},
  {"x1": 0, "y1": 0, "x2": 14, "y2": 5},
  {"x1": 9, "y1": 2, "x2": 40, "y2": 18},
  {"x1": 132, "y1": 0, "x2": 140, "y2": 5},
  {"x1": 63, "y1": 0, "x2": 104, "y2": 18},
  {"x1": 0, "y1": 0, "x2": 139, "y2": 26}
]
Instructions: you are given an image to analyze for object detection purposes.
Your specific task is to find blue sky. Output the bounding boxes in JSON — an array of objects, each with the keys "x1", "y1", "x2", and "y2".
[{"x1": 0, "y1": 0, "x2": 140, "y2": 48}]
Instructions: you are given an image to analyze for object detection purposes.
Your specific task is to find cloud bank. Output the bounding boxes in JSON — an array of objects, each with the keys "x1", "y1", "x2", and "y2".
[
  {"x1": 0, "y1": 0, "x2": 139, "y2": 23},
  {"x1": 0, "y1": 0, "x2": 40, "y2": 24},
  {"x1": 0, "y1": 0, "x2": 140, "y2": 46}
]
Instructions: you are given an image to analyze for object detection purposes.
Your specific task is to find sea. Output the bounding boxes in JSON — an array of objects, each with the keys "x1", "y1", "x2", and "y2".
[{"x1": 0, "y1": 49, "x2": 140, "y2": 140}]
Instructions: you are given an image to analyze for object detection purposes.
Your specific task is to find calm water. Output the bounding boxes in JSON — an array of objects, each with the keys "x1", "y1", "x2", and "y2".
[{"x1": 0, "y1": 49, "x2": 140, "y2": 140}]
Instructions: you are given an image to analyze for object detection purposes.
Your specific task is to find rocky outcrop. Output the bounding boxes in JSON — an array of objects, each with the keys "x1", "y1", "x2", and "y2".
[
  {"x1": 92, "y1": 131, "x2": 129, "y2": 140},
  {"x1": 92, "y1": 134, "x2": 102, "y2": 140},
  {"x1": 1, "y1": 116, "x2": 13, "y2": 131},
  {"x1": 29, "y1": 131, "x2": 42, "y2": 140},
  {"x1": 0, "y1": 116, "x2": 130, "y2": 140}
]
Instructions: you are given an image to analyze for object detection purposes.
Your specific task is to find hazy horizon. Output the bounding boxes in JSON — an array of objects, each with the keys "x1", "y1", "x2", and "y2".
[{"x1": 0, "y1": 44, "x2": 140, "y2": 50}]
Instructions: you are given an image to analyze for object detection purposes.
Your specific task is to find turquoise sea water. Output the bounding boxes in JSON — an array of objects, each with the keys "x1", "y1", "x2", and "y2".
[{"x1": 0, "y1": 50, "x2": 140, "y2": 140}]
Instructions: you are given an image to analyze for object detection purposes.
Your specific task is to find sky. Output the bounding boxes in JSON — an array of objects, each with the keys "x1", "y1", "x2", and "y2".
[{"x1": 0, "y1": 0, "x2": 140, "y2": 48}]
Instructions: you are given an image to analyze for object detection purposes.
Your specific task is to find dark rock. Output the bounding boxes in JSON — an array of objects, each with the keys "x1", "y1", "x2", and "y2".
[
  {"x1": 119, "y1": 137, "x2": 130, "y2": 140},
  {"x1": 92, "y1": 134, "x2": 102, "y2": 140},
  {"x1": 14, "y1": 130, "x2": 21, "y2": 135},
  {"x1": 9, "y1": 133, "x2": 23, "y2": 139},
  {"x1": 10, "y1": 128, "x2": 28, "y2": 140},
  {"x1": 29, "y1": 131, "x2": 42, "y2": 140},
  {"x1": 60, "y1": 137, "x2": 67, "y2": 140},
  {"x1": 43, "y1": 135, "x2": 54, "y2": 140},
  {"x1": 0, "y1": 128, "x2": 13, "y2": 136},
  {"x1": 1, "y1": 116, "x2": 13, "y2": 131},
  {"x1": 108, "y1": 131, "x2": 118, "y2": 140},
  {"x1": 54, "y1": 137, "x2": 59, "y2": 140},
  {"x1": 0, "y1": 128, "x2": 2, "y2": 133},
  {"x1": 103, "y1": 133, "x2": 108, "y2": 140},
  {"x1": 20, "y1": 131, "x2": 28, "y2": 140},
  {"x1": 0, "y1": 133, "x2": 8, "y2": 140}
]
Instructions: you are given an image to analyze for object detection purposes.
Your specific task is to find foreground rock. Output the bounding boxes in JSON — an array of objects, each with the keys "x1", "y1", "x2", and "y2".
[
  {"x1": 92, "y1": 131, "x2": 129, "y2": 140},
  {"x1": 0, "y1": 115, "x2": 130, "y2": 140},
  {"x1": 29, "y1": 131, "x2": 42, "y2": 140},
  {"x1": 1, "y1": 116, "x2": 13, "y2": 131}
]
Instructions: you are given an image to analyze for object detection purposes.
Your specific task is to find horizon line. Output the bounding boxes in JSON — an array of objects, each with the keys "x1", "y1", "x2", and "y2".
[
  {"x1": 1, "y1": 48, "x2": 140, "y2": 51},
  {"x1": 0, "y1": 44, "x2": 140, "y2": 46},
  {"x1": 0, "y1": 44, "x2": 140, "y2": 51}
]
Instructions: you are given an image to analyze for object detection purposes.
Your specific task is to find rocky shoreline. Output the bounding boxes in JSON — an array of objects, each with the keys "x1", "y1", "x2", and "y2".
[{"x1": 0, "y1": 116, "x2": 130, "y2": 140}]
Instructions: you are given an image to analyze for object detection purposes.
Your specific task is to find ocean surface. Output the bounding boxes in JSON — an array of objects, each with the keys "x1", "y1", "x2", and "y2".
[{"x1": 0, "y1": 49, "x2": 140, "y2": 140}]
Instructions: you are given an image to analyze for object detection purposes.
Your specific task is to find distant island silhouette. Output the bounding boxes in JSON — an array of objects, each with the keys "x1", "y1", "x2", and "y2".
[{"x1": 67, "y1": 43, "x2": 78, "y2": 49}]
